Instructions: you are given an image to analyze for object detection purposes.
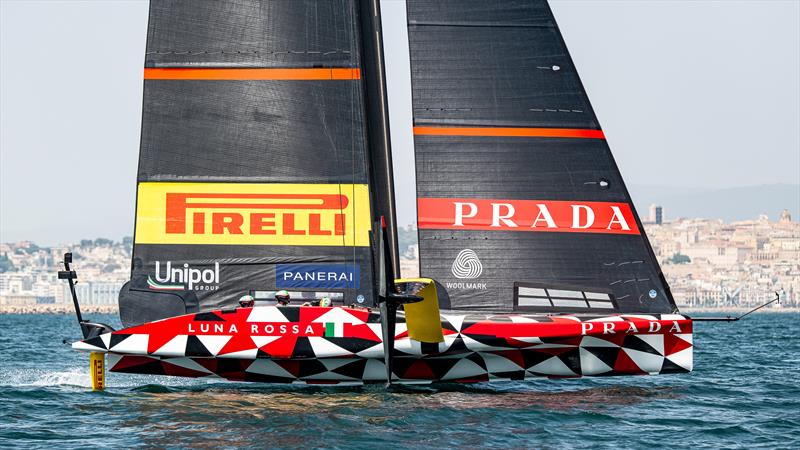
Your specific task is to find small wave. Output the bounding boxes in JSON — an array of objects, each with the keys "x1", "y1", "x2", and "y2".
[{"x1": 0, "y1": 368, "x2": 91, "y2": 389}]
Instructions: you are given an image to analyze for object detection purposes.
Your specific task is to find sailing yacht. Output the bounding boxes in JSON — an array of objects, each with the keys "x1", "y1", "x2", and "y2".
[{"x1": 66, "y1": 0, "x2": 693, "y2": 387}]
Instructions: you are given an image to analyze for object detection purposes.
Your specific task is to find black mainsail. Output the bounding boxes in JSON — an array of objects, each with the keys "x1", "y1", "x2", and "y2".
[
  {"x1": 406, "y1": 0, "x2": 677, "y2": 314},
  {"x1": 121, "y1": 0, "x2": 392, "y2": 327}
]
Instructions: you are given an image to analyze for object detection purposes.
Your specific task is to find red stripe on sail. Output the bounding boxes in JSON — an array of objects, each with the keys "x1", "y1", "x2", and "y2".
[
  {"x1": 144, "y1": 68, "x2": 361, "y2": 80},
  {"x1": 413, "y1": 126, "x2": 605, "y2": 139}
]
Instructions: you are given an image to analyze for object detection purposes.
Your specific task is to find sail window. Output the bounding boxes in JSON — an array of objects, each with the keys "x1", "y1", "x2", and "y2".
[{"x1": 514, "y1": 283, "x2": 619, "y2": 313}]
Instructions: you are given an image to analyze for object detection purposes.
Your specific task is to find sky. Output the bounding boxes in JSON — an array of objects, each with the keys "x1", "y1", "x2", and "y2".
[{"x1": 1, "y1": 0, "x2": 798, "y2": 245}]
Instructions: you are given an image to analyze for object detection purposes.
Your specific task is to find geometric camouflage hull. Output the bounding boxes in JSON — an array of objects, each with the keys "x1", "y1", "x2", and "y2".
[{"x1": 73, "y1": 306, "x2": 693, "y2": 385}]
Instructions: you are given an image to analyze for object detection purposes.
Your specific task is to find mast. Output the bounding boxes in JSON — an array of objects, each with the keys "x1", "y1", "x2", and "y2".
[{"x1": 358, "y1": 0, "x2": 400, "y2": 276}]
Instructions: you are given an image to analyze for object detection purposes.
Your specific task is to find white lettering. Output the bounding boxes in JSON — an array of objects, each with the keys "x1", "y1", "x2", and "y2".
[
  {"x1": 200, "y1": 323, "x2": 209, "y2": 333},
  {"x1": 572, "y1": 205, "x2": 595, "y2": 229},
  {"x1": 581, "y1": 322, "x2": 594, "y2": 335},
  {"x1": 603, "y1": 322, "x2": 615, "y2": 334},
  {"x1": 626, "y1": 322, "x2": 639, "y2": 333},
  {"x1": 648, "y1": 321, "x2": 662, "y2": 333},
  {"x1": 201, "y1": 269, "x2": 214, "y2": 283},
  {"x1": 491, "y1": 203, "x2": 518, "y2": 227},
  {"x1": 188, "y1": 323, "x2": 195, "y2": 333},
  {"x1": 153, "y1": 261, "x2": 220, "y2": 289},
  {"x1": 669, "y1": 321, "x2": 682, "y2": 333},
  {"x1": 607, "y1": 206, "x2": 631, "y2": 231},
  {"x1": 251, "y1": 324, "x2": 258, "y2": 334},
  {"x1": 172, "y1": 266, "x2": 184, "y2": 283},
  {"x1": 214, "y1": 323, "x2": 223, "y2": 333},
  {"x1": 532, "y1": 204, "x2": 557, "y2": 228},
  {"x1": 453, "y1": 202, "x2": 478, "y2": 226},
  {"x1": 155, "y1": 261, "x2": 170, "y2": 283},
  {"x1": 306, "y1": 325, "x2": 314, "y2": 334},
  {"x1": 188, "y1": 269, "x2": 202, "y2": 290}
]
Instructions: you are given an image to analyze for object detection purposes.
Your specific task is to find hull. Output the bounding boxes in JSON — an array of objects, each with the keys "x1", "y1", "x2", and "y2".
[{"x1": 73, "y1": 306, "x2": 693, "y2": 385}]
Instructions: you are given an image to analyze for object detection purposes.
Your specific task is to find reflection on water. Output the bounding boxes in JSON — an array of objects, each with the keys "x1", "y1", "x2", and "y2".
[
  {"x1": 113, "y1": 383, "x2": 684, "y2": 448},
  {"x1": 126, "y1": 383, "x2": 677, "y2": 416}
]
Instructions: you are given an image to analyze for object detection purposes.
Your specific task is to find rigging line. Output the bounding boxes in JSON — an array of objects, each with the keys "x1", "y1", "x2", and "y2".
[{"x1": 348, "y1": 0, "x2": 357, "y2": 296}]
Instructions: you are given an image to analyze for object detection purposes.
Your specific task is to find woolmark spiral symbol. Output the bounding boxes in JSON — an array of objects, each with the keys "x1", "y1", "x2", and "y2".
[{"x1": 451, "y1": 249, "x2": 483, "y2": 279}]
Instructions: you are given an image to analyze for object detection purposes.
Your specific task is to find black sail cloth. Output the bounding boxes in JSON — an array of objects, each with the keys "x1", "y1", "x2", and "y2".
[
  {"x1": 122, "y1": 0, "x2": 379, "y2": 326},
  {"x1": 406, "y1": 0, "x2": 677, "y2": 314}
]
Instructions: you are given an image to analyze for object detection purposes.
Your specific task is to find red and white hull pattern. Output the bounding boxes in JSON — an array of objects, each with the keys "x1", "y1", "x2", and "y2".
[{"x1": 73, "y1": 306, "x2": 693, "y2": 385}]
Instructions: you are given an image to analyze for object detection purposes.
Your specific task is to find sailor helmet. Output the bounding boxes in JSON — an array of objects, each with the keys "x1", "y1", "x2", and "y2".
[
  {"x1": 238, "y1": 294, "x2": 255, "y2": 307},
  {"x1": 275, "y1": 290, "x2": 290, "y2": 303}
]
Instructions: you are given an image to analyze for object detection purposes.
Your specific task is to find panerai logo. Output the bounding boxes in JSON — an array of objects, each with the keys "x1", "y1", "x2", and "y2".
[{"x1": 148, "y1": 261, "x2": 220, "y2": 291}]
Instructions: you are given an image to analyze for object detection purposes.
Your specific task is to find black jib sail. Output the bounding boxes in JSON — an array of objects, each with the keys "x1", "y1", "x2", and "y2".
[
  {"x1": 406, "y1": 0, "x2": 677, "y2": 314},
  {"x1": 121, "y1": 0, "x2": 390, "y2": 327}
]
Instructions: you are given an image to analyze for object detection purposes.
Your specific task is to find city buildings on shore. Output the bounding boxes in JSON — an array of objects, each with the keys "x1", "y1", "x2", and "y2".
[
  {"x1": 0, "y1": 239, "x2": 130, "y2": 307},
  {"x1": 646, "y1": 209, "x2": 798, "y2": 308},
  {"x1": 1, "y1": 210, "x2": 797, "y2": 311}
]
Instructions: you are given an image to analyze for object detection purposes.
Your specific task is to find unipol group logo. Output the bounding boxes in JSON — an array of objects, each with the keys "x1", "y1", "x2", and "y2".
[
  {"x1": 451, "y1": 249, "x2": 483, "y2": 279},
  {"x1": 148, "y1": 261, "x2": 220, "y2": 291},
  {"x1": 134, "y1": 183, "x2": 371, "y2": 247}
]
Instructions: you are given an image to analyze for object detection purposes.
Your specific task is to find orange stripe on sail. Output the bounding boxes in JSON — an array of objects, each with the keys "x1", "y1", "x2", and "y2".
[
  {"x1": 144, "y1": 68, "x2": 361, "y2": 80},
  {"x1": 413, "y1": 126, "x2": 605, "y2": 139}
]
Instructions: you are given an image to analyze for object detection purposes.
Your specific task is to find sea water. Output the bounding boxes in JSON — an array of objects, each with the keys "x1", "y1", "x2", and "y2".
[{"x1": 0, "y1": 313, "x2": 798, "y2": 449}]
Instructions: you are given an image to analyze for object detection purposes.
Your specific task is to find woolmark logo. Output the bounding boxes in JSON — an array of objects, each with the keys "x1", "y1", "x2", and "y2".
[
  {"x1": 451, "y1": 249, "x2": 483, "y2": 279},
  {"x1": 148, "y1": 261, "x2": 220, "y2": 291}
]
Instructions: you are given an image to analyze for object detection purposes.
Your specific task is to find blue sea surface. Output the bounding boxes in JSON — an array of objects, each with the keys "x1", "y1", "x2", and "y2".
[{"x1": 0, "y1": 312, "x2": 798, "y2": 449}]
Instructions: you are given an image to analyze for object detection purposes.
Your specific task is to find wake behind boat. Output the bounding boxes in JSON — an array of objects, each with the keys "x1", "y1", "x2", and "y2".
[{"x1": 65, "y1": 0, "x2": 698, "y2": 388}]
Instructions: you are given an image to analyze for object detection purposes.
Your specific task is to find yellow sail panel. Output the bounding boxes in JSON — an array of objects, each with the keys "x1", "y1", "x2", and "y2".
[{"x1": 135, "y1": 183, "x2": 371, "y2": 247}]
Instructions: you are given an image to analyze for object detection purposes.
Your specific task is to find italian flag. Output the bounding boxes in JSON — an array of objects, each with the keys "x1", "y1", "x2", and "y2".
[{"x1": 324, "y1": 322, "x2": 344, "y2": 338}]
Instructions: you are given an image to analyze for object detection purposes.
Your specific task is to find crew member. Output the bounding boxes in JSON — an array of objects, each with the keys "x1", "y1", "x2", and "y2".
[
  {"x1": 319, "y1": 296, "x2": 332, "y2": 307},
  {"x1": 238, "y1": 294, "x2": 255, "y2": 308},
  {"x1": 275, "y1": 290, "x2": 290, "y2": 306}
]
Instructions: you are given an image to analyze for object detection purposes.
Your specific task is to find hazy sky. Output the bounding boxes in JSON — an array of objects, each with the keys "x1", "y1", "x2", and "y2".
[{"x1": 1, "y1": 0, "x2": 798, "y2": 245}]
